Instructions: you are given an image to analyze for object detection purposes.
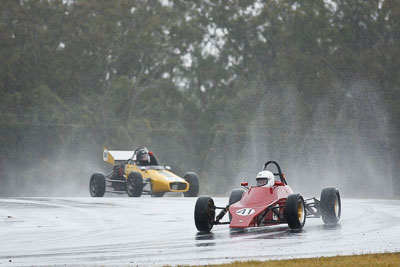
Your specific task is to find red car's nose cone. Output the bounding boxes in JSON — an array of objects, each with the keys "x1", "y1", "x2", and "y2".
[{"x1": 229, "y1": 185, "x2": 293, "y2": 228}]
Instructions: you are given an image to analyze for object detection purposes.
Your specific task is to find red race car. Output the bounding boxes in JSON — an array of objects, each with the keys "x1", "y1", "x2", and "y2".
[{"x1": 194, "y1": 161, "x2": 341, "y2": 232}]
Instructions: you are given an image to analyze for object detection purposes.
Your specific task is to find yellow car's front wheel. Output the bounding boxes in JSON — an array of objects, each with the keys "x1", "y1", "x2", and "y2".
[
  {"x1": 126, "y1": 172, "x2": 143, "y2": 197},
  {"x1": 183, "y1": 172, "x2": 199, "y2": 197}
]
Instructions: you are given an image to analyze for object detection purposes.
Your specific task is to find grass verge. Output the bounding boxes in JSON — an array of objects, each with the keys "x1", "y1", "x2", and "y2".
[{"x1": 195, "y1": 252, "x2": 400, "y2": 267}]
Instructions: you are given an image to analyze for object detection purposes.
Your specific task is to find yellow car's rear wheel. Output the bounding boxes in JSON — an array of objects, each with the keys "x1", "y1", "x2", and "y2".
[
  {"x1": 89, "y1": 173, "x2": 105, "y2": 197},
  {"x1": 126, "y1": 172, "x2": 143, "y2": 197}
]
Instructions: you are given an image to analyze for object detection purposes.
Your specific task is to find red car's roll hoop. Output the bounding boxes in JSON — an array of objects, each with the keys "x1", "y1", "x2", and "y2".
[{"x1": 263, "y1": 160, "x2": 287, "y2": 185}]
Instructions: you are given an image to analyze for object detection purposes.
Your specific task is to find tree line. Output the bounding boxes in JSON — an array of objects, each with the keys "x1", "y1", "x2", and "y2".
[{"x1": 0, "y1": 0, "x2": 399, "y2": 196}]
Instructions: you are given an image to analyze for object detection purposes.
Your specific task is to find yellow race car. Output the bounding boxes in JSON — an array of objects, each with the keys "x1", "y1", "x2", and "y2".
[{"x1": 89, "y1": 147, "x2": 199, "y2": 197}]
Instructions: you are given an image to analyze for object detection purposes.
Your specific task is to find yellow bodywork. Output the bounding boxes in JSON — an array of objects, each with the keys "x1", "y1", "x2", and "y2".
[
  {"x1": 125, "y1": 165, "x2": 189, "y2": 193},
  {"x1": 103, "y1": 147, "x2": 115, "y2": 165},
  {"x1": 103, "y1": 148, "x2": 189, "y2": 193}
]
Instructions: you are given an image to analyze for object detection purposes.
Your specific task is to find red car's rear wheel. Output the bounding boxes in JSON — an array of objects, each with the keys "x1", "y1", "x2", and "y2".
[
  {"x1": 320, "y1": 187, "x2": 341, "y2": 225},
  {"x1": 228, "y1": 189, "x2": 245, "y2": 221}
]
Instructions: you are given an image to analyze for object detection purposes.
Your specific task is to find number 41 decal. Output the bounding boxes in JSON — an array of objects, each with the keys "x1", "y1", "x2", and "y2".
[{"x1": 235, "y1": 208, "x2": 255, "y2": 216}]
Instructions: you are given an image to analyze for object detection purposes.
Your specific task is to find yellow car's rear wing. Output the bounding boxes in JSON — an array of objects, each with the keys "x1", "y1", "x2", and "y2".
[{"x1": 103, "y1": 147, "x2": 135, "y2": 165}]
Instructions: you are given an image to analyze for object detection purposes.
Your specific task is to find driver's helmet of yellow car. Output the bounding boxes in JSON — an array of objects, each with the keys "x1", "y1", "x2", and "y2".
[
  {"x1": 135, "y1": 147, "x2": 149, "y2": 163},
  {"x1": 256, "y1": 170, "x2": 275, "y2": 187}
]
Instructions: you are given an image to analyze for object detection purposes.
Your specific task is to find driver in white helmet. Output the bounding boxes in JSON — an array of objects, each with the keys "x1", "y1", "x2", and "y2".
[{"x1": 256, "y1": 170, "x2": 275, "y2": 187}]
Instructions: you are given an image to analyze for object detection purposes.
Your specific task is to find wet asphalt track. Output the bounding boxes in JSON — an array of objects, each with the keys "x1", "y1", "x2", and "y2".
[{"x1": 1, "y1": 197, "x2": 400, "y2": 266}]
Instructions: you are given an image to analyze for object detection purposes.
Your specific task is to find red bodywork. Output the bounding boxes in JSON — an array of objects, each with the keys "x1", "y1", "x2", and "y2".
[{"x1": 229, "y1": 181, "x2": 294, "y2": 228}]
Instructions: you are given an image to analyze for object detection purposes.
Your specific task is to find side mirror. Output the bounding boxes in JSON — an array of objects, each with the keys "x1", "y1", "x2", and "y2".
[
  {"x1": 240, "y1": 182, "x2": 248, "y2": 187},
  {"x1": 140, "y1": 166, "x2": 146, "y2": 171},
  {"x1": 165, "y1": 166, "x2": 171, "y2": 170}
]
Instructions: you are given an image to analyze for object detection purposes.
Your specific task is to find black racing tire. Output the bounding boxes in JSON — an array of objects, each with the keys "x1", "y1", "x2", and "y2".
[
  {"x1": 284, "y1": 194, "x2": 306, "y2": 230},
  {"x1": 194, "y1": 196, "x2": 215, "y2": 232},
  {"x1": 89, "y1": 173, "x2": 106, "y2": 197},
  {"x1": 126, "y1": 172, "x2": 143, "y2": 197},
  {"x1": 183, "y1": 172, "x2": 199, "y2": 197},
  {"x1": 228, "y1": 189, "x2": 245, "y2": 221},
  {"x1": 320, "y1": 187, "x2": 341, "y2": 225}
]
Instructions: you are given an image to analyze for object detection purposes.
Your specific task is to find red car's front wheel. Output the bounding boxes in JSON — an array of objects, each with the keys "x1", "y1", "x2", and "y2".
[
  {"x1": 194, "y1": 196, "x2": 215, "y2": 232},
  {"x1": 284, "y1": 194, "x2": 306, "y2": 230}
]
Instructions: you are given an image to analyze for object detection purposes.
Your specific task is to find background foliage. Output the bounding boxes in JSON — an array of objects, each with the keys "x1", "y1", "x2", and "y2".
[{"x1": 1, "y1": 0, "x2": 399, "y2": 197}]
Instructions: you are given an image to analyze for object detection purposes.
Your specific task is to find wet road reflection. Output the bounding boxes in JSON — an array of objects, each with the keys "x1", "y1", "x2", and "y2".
[
  {"x1": 0, "y1": 197, "x2": 399, "y2": 266},
  {"x1": 195, "y1": 232, "x2": 215, "y2": 247}
]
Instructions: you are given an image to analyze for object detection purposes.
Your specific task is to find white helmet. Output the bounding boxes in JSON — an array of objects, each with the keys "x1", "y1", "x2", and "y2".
[{"x1": 256, "y1": 170, "x2": 275, "y2": 187}]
